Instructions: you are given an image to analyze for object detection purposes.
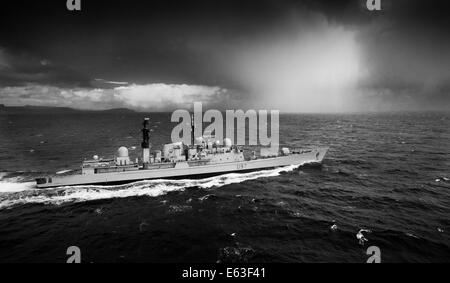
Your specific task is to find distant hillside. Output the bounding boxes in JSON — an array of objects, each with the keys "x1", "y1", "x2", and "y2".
[
  {"x1": 96, "y1": 108, "x2": 136, "y2": 113},
  {"x1": 0, "y1": 105, "x2": 136, "y2": 114}
]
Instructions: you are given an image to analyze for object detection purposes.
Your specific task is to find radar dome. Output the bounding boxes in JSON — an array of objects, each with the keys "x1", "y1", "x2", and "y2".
[
  {"x1": 223, "y1": 138, "x2": 232, "y2": 147},
  {"x1": 195, "y1": 137, "x2": 204, "y2": 145},
  {"x1": 117, "y1": 146, "x2": 129, "y2": 157},
  {"x1": 214, "y1": 140, "x2": 220, "y2": 146}
]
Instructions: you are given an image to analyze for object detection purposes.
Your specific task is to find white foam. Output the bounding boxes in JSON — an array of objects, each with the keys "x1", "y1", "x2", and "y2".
[
  {"x1": 56, "y1": 169, "x2": 73, "y2": 174},
  {"x1": 356, "y1": 229, "x2": 371, "y2": 245},
  {"x1": 0, "y1": 163, "x2": 304, "y2": 209},
  {"x1": 0, "y1": 181, "x2": 36, "y2": 193}
]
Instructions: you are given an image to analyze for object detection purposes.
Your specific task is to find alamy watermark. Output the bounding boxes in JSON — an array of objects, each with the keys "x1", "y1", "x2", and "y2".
[
  {"x1": 66, "y1": 246, "x2": 81, "y2": 263},
  {"x1": 171, "y1": 102, "x2": 279, "y2": 151},
  {"x1": 366, "y1": 0, "x2": 381, "y2": 11},
  {"x1": 366, "y1": 246, "x2": 381, "y2": 263},
  {"x1": 66, "y1": 0, "x2": 81, "y2": 11}
]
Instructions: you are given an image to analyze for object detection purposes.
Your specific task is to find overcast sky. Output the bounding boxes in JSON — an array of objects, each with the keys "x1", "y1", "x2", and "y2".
[{"x1": 0, "y1": 0, "x2": 449, "y2": 112}]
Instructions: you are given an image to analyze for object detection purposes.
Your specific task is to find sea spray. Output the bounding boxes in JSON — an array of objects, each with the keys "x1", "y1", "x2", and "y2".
[{"x1": 0, "y1": 163, "x2": 303, "y2": 210}]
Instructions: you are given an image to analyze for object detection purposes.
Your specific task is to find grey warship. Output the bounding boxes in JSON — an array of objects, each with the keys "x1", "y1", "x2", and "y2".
[{"x1": 36, "y1": 117, "x2": 328, "y2": 188}]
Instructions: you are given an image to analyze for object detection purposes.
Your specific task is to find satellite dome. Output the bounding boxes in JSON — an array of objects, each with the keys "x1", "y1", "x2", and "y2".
[
  {"x1": 214, "y1": 140, "x2": 220, "y2": 146},
  {"x1": 195, "y1": 137, "x2": 204, "y2": 145},
  {"x1": 223, "y1": 138, "x2": 232, "y2": 147},
  {"x1": 117, "y1": 146, "x2": 129, "y2": 157}
]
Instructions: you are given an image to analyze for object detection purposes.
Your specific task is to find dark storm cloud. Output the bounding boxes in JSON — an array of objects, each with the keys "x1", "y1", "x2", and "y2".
[
  {"x1": 0, "y1": 47, "x2": 92, "y2": 87},
  {"x1": 1, "y1": 0, "x2": 314, "y2": 88},
  {"x1": 0, "y1": 0, "x2": 449, "y2": 111}
]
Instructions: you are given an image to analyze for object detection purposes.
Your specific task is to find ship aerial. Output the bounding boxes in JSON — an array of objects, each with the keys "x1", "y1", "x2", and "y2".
[{"x1": 35, "y1": 117, "x2": 328, "y2": 188}]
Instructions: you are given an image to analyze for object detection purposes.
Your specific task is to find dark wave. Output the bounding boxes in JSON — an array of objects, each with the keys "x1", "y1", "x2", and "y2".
[{"x1": 0, "y1": 112, "x2": 449, "y2": 262}]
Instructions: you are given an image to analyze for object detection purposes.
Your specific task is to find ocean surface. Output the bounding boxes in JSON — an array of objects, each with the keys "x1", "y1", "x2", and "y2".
[{"x1": 0, "y1": 111, "x2": 449, "y2": 263}]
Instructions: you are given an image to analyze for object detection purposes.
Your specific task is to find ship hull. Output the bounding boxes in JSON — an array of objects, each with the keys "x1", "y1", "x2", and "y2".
[{"x1": 36, "y1": 147, "x2": 328, "y2": 188}]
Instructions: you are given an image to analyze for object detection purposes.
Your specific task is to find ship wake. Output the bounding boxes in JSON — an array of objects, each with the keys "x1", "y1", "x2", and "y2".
[{"x1": 0, "y1": 163, "x2": 303, "y2": 209}]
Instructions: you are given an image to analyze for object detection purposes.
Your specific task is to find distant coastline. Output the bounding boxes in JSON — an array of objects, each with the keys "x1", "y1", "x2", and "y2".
[
  {"x1": 0, "y1": 104, "x2": 136, "y2": 114},
  {"x1": 1, "y1": 104, "x2": 449, "y2": 115}
]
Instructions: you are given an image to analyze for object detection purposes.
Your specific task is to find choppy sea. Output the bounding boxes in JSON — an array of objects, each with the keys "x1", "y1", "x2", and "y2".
[{"x1": 0, "y1": 111, "x2": 449, "y2": 262}]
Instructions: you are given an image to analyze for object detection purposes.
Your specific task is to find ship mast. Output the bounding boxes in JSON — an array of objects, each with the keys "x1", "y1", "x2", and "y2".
[
  {"x1": 142, "y1": 117, "x2": 150, "y2": 165},
  {"x1": 191, "y1": 113, "x2": 195, "y2": 147}
]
